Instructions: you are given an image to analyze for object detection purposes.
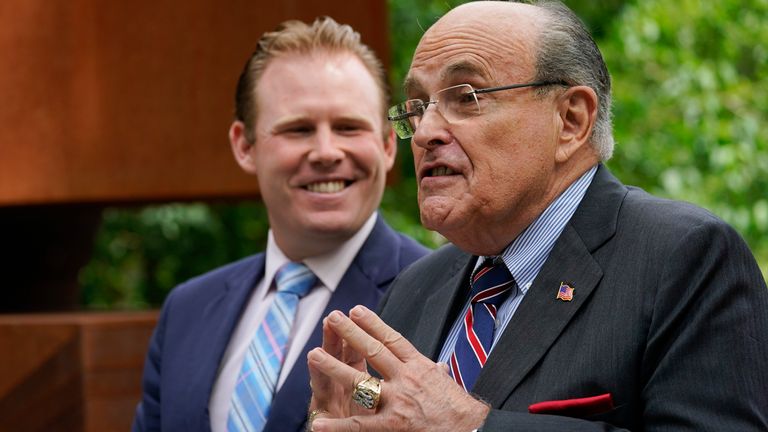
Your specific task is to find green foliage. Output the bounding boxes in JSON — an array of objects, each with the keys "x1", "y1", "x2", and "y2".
[
  {"x1": 80, "y1": 0, "x2": 766, "y2": 309},
  {"x1": 80, "y1": 203, "x2": 267, "y2": 308},
  {"x1": 603, "y1": 0, "x2": 768, "y2": 272},
  {"x1": 388, "y1": 0, "x2": 468, "y2": 103}
]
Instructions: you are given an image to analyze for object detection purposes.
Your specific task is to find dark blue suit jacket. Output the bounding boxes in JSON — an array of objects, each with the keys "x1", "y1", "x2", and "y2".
[{"x1": 132, "y1": 216, "x2": 428, "y2": 432}]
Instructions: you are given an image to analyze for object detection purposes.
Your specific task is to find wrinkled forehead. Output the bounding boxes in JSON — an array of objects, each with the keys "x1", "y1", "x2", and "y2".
[{"x1": 405, "y1": 2, "x2": 541, "y2": 96}]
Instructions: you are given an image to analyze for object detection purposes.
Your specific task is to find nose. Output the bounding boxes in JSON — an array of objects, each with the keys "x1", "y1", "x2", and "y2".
[
  {"x1": 411, "y1": 104, "x2": 452, "y2": 150},
  {"x1": 307, "y1": 126, "x2": 345, "y2": 167}
]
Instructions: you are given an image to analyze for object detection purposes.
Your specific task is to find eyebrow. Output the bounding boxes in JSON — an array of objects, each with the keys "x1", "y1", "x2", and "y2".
[
  {"x1": 402, "y1": 75, "x2": 423, "y2": 98},
  {"x1": 403, "y1": 60, "x2": 491, "y2": 97},
  {"x1": 443, "y1": 61, "x2": 490, "y2": 82}
]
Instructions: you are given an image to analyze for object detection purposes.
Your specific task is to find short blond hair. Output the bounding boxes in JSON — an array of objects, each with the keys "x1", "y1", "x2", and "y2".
[{"x1": 234, "y1": 17, "x2": 389, "y2": 142}]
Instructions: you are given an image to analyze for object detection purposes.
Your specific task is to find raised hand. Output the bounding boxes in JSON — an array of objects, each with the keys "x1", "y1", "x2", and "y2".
[
  {"x1": 307, "y1": 305, "x2": 489, "y2": 432},
  {"x1": 307, "y1": 314, "x2": 372, "y2": 428}
]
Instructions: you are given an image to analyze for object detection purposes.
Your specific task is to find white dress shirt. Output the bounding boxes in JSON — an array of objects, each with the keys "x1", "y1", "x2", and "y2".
[{"x1": 208, "y1": 213, "x2": 378, "y2": 432}]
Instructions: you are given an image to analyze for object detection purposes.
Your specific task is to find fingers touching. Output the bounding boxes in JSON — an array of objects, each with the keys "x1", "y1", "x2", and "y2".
[
  {"x1": 308, "y1": 347, "x2": 369, "y2": 395},
  {"x1": 324, "y1": 309, "x2": 403, "y2": 378},
  {"x1": 348, "y1": 306, "x2": 421, "y2": 362}
]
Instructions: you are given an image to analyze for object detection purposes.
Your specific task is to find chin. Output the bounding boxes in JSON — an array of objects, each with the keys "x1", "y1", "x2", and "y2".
[
  {"x1": 300, "y1": 215, "x2": 363, "y2": 239},
  {"x1": 419, "y1": 200, "x2": 457, "y2": 232}
]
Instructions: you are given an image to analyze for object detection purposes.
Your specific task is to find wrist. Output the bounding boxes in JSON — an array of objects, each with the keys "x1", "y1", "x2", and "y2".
[{"x1": 462, "y1": 395, "x2": 490, "y2": 432}]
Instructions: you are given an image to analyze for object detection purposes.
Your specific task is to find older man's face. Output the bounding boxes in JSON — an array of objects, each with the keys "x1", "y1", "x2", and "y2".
[{"x1": 406, "y1": 3, "x2": 564, "y2": 255}]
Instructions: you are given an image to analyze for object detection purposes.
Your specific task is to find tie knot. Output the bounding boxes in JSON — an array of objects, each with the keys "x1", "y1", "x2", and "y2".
[
  {"x1": 469, "y1": 258, "x2": 515, "y2": 307},
  {"x1": 275, "y1": 262, "x2": 316, "y2": 298}
]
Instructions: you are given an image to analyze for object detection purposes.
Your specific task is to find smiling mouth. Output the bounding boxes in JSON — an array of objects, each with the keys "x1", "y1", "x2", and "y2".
[
  {"x1": 304, "y1": 180, "x2": 352, "y2": 193},
  {"x1": 427, "y1": 166, "x2": 456, "y2": 177}
]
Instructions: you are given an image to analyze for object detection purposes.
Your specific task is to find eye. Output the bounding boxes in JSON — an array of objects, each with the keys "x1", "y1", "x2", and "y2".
[
  {"x1": 456, "y1": 91, "x2": 476, "y2": 104},
  {"x1": 280, "y1": 124, "x2": 314, "y2": 136},
  {"x1": 334, "y1": 124, "x2": 361, "y2": 135},
  {"x1": 333, "y1": 118, "x2": 373, "y2": 136}
]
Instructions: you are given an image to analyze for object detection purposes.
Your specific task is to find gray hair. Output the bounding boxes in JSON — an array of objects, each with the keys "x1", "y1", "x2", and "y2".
[{"x1": 528, "y1": 0, "x2": 615, "y2": 160}]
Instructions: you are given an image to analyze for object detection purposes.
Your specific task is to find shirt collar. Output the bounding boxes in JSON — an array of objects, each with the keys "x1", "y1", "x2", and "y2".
[
  {"x1": 261, "y1": 212, "x2": 378, "y2": 299},
  {"x1": 478, "y1": 165, "x2": 598, "y2": 294}
]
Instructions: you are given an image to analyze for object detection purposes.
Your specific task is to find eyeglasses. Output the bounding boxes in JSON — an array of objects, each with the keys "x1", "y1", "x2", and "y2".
[{"x1": 387, "y1": 81, "x2": 567, "y2": 139}]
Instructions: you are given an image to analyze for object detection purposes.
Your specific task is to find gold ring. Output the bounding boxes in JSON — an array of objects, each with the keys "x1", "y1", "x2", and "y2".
[
  {"x1": 351, "y1": 375, "x2": 381, "y2": 409},
  {"x1": 306, "y1": 409, "x2": 329, "y2": 432}
]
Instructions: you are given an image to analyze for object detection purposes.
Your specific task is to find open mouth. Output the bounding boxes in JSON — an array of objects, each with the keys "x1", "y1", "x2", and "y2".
[
  {"x1": 426, "y1": 166, "x2": 456, "y2": 177},
  {"x1": 304, "y1": 180, "x2": 353, "y2": 193}
]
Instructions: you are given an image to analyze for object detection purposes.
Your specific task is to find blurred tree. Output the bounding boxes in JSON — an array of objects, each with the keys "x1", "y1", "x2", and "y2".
[
  {"x1": 603, "y1": 0, "x2": 768, "y2": 272},
  {"x1": 80, "y1": 203, "x2": 268, "y2": 308}
]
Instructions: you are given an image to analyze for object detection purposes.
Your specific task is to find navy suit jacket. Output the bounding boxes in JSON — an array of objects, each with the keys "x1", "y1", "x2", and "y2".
[
  {"x1": 379, "y1": 165, "x2": 768, "y2": 431},
  {"x1": 132, "y1": 216, "x2": 428, "y2": 432}
]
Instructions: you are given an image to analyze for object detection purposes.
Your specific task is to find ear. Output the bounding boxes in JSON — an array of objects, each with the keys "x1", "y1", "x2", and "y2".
[
  {"x1": 555, "y1": 86, "x2": 598, "y2": 163},
  {"x1": 382, "y1": 127, "x2": 397, "y2": 171},
  {"x1": 229, "y1": 120, "x2": 258, "y2": 174}
]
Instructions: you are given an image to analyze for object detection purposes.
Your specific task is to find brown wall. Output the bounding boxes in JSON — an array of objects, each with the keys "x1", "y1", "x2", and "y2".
[
  {"x1": 0, "y1": 0, "x2": 389, "y2": 206},
  {"x1": 0, "y1": 312, "x2": 159, "y2": 432}
]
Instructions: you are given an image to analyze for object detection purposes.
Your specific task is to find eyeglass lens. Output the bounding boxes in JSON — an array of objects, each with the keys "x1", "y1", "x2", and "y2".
[{"x1": 388, "y1": 84, "x2": 480, "y2": 139}]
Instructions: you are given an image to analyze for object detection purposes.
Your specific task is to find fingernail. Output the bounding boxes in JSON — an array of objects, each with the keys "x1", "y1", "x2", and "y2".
[
  {"x1": 307, "y1": 348, "x2": 324, "y2": 364},
  {"x1": 329, "y1": 310, "x2": 343, "y2": 323},
  {"x1": 350, "y1": 305, "x2": 366, "y2": 318}
]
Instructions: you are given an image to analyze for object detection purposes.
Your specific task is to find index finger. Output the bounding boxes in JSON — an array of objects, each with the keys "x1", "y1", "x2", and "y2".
[
  {"x1": 349, "y1": 305, "x2": 423, "y2": 363},
  {"x1": 325, "y1": 310, "x2": 402, "y2": 379},
  {"x1": 323, "y1": 317, "x2": 343, "y2": 359},
  {"x1": 308, "y1": 319, "x2": 338, "y2": 408}
]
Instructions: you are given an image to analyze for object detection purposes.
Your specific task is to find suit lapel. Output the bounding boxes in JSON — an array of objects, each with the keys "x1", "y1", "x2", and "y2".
[
  {"x1": 413, "y1": 250, "x2": 476, "y2": 360},
  {"x1": 264, "y1": 217, "x2": 403, "y2": 432},
  {"x1": 472, "y1": 165, "x2": 627, "y2": 407},
  {"x1": 185, "y1": 255, "x2": 265, "y2": 431},
  {"x1": 472, "y1": 225, "x2": 603, "y2": 405}
]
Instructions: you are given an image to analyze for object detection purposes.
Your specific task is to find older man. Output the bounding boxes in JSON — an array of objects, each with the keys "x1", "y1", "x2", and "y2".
[
  {"x1": 307, "y1": 2, "x2": 768, "y2": 431},
  {"x1": 131, "y1": 17, "x2": 428, "y2": 432}
]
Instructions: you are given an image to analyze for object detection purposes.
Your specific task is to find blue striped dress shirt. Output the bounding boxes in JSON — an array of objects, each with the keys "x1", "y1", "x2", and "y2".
[{"x1": 437, "y1": 165, "x2": 597, "y2": 365}]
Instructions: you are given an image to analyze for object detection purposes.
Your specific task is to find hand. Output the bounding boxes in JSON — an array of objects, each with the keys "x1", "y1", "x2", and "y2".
[
  {"x1": 307, "y1": 315, "x2": 372, "y2": 426},
  {"x1": 308, "y1": 306, "x2": 490, "y2": 432}
]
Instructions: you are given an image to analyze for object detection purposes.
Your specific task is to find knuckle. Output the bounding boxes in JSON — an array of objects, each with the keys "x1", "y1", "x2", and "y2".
[
  {"x1": 365, "y1": 340, "x2": 387, "y2": 359},
  {"x1": 349, "y1": 417, "x2": 364, "y2": 432},
  {"x1": 381, "y1": 330, "x2": 405, "y2": 347}
]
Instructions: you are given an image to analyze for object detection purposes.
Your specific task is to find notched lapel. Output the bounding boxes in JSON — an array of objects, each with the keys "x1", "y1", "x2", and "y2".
[
  {"x1": 472, "y1": 225, "x2": 603, "y2": 406},
  {"x1": 180, "y1": 255, "x2": 265, "y2": 430},
  {"x1": 205, "y1": 258, "x2": 265, "y2": 369},
  {"x1": 413, "y1": 253, "x2": 476, "y2": 360},
  {"x1": 348, "y1": 216, "x2": 408, "y2": 289}
]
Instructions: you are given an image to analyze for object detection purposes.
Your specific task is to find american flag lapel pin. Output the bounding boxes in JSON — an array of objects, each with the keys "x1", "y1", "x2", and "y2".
[{"x1": 556, "y1": 282, "x2": 574, "y2": 301}]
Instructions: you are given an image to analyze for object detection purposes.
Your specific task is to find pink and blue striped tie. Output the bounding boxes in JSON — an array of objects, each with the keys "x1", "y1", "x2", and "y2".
[
  {"x1": 450, "y1": 258, "x2": 515, "y2": 392},
  {"x1": 227, "y1": 262, "x2": 316, "y2": 432}
]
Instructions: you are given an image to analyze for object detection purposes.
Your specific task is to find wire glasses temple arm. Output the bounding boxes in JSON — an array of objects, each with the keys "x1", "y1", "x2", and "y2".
[{"x1": 473, "y1": 80, "x2": 569, "y2": 95}]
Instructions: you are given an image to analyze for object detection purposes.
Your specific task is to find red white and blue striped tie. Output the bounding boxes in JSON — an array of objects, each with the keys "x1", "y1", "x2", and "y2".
[
  {"x1": 450, "y1": 258, "x2": 515, "y2": 392},
  {"x1": 227, "y1": 262, "x2": 316, "y2": 432}
]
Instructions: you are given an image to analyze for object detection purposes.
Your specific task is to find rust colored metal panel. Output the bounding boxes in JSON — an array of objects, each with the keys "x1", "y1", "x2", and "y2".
[
  {"x1": 0, "y1": 311, "x2": 159, "y2": 431},
  {"x1": 0, "y1": 0, "x2": 388, "y2": 206},
  {"x1": 0, "y1": 319, "x2": 84, "y2": 431},
  {"x1": 79, "y1": 312, "x2": 159, "y2": 432}
]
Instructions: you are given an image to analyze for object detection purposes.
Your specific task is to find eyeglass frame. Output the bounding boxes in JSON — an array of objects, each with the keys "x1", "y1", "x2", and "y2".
[{"x1": 387, "y1": 80, "x2": 569, "y2": 139}]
